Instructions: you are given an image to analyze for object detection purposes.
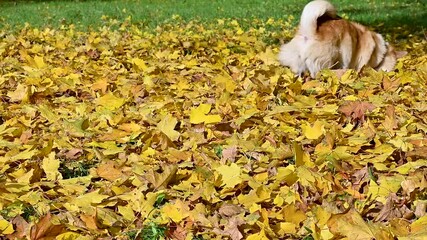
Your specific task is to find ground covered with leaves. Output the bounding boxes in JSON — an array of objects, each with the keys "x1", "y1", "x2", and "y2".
[{"x1": 0, "y1": 17, "x2": 427, "y2": 239}]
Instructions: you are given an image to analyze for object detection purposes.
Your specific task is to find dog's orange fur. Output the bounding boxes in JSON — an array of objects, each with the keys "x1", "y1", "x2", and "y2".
[{"x1": 278, "y1": 0, "x2": 405, "y2": 78}]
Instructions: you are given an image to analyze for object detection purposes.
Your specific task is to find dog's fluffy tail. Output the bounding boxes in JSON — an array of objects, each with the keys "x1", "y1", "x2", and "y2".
[{"x1": 299, "y1": 0, "x2": 337, "y2": 37}]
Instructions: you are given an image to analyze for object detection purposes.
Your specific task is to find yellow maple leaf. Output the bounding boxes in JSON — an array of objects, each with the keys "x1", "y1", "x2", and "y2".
[
  {"x1": 328, "y1": 209, "x2": 392, "y2": 239},
  {"x1": 275, "y1": 165, "x2": 298, "y2": 185},
  {"x1": 145, "y1": 165, "x2": 178, "y2": 189},
  {"x1": 278, "y1": 222, "x2": 297, "y2": 234},
  {"x1": 246, "y1": 229, "x2": 269, "y2": 240},
  {"x1": 215, "y1": 163, "x2": 242, "y2": 189},
  {"x1": 95, "y1": 141, "x2": 126, "y2": 155},
  {"x1": 368, "y1": 175, "x2": 405, "y2": 199},
  {"x1": 190, "y1": 104, "x2": 222, "y2": 124},
  {"x1": 38, "y1": 104, "x2": 60, "y2": 123},
  {"x1": 10, "y1": 148, "x2": 38, "y2": 161},
  {"x1": 131, "y1": 58, "x2": 147, "y2": 71},
  {"x1": 42, "y1": 152, "x2": 62, "y2": 181},
  {"x1": 56, "y1": 232, "x2": 82, "y2": 240},
  {"x1": 411, "y1": 215, "x2": 427, "y2": 235},
  {"x1": 16, "y1": 169, "x2": 34, "y2": 184},
  {"x1": 91, "y1": 78, "x2": 108, "y2": 93},
  {"x1": 7, "y1": 83, "x2": 30, "y2": 103},
  {"x1": 314, "y1": 206, "x2": 332, "y2": 227},
  {"x1": 213, "y1": 74, "x2": 237, "y2": 93},
  {"x1": 393, "y1": 160, "x2": 427, "y2": 174},
  {"x1": 283, "y1": 203, "x2": 307, "y2": 225},
  {"x1": 65, "y1": 190, "x2": 109, "y2": 211},
  {"x1": 118, "y1": 205, "x2": 135, "y2": 222},
  {"x1": 95, "y1": 92, "x2": 126, "y2": 110},
  {"x1": 301, "y1": 120, "x2": 325, "y2": 140},
  {"x1": 257, "y1": 47, "x2": 278, "y2": 65},
  {"x1": 390, "y1": 138, "x2": 413, "y2": 152},
  {"x1": 0, "y1": 219, "x2": 14, "y2": 234},
  {"x1": 161, "y1": 200, "x2": 190, "y2": 223},
  {"x1": 34, "y1": 55, "x2": 46, "y2": 68},
  {"x1": 157, "y1": 114, "x2": 180, "y2": 141},
  {"x1": 118, "y1": 122, "x2": 141, "y2": 133},
  {"x1": 80, "y1": 214, "x2": 98, "y2": 230},
  {"x1": 96, "y1": 208, "x2": 121, "y2": 226}
]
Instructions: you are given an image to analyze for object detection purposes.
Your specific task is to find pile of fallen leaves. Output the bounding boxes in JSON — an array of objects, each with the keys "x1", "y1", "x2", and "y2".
[{"x1": 1, "y1": 17, "x2": 427, "y2": 240}]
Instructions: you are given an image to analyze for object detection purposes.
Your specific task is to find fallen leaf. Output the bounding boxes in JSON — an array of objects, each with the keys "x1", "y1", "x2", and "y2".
[
  {"x1": 96, "y1": 160, "x2": 124, "y2": 181},
  {"x1": 219, "y1": 203, "x2": 244, "y2": 217},
  {"x1": 375, "y1": 193, "x2": 413, "y2": 222},
  {"x1": 161, "y1": 200, "x2": 190, "y2": 223},
  {"x1": 7, "y1": 83, "x2": 30, "y2": 102},
  {"x1": 328, "y1": 209, "x2": 393, "y2": 239},
  {"x1": 190, "y1": 104, "x2": 222, "y2": 124},
  {"x1": 213, "y1": 75, "x2": 237, "y2": 93},
  {"x1": 221, "y1": 146, "x2": 238, "y2": 162},
  {"x1": 157, "y1": 114, "x2": 180, "y2": 141},
  {"x1": 42, "y1": 152, "x2": 62, "y2": 181},
  {"x1": 145, "y1": 164, "x2": 178, "y2": 189},
  {"x1": 246, "y1": 229, "x2": 269, "y2": 240},
  {"x1": 80, "y1": 214, "x2": 98, "y2": 230},
  {"x1": 30, "y1": 213, "x2": 65, "y2": 240},
  {"x1": 6, "y1": 216, "x2": 29, "y2": 239},
  {"x1": 301, "y1": 120, "x2": 324, "y2": 140},
  {"x1": 95, "y1": 92, "x2": 126, "y2": 110},
  {"x1": 64, "y1": 148, "x2": 83, "y2": 160},
  {"x1": 224, "y1": 216, "x2": 245, "y2": 240},
  {"x1": 216, "y1": 163, "x2": 242, "y2": 189},
  {"x1": 0, "y1": 219, "x2": 14, "y2": 235},
  {"x1": 339, "y1": 101, "x2": 375, "y2": 123}
]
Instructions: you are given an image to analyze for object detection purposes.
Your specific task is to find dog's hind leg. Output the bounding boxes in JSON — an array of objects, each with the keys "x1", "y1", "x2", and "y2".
[
  {"x1": 355, "y1": 33, "x2": 377, "y2": 70},
  {"x1": 339, "y1": 34, "x2": 355, "y2": 69}
]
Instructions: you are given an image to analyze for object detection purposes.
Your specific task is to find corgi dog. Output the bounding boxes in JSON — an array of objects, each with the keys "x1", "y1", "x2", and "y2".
[{"x1": 278, "y1": 0, "x2": 405, "y2": 78}]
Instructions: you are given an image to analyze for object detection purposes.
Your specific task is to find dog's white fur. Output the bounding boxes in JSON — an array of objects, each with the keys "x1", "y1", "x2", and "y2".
[{"x1": 279, "y1": 0, "x2": 403, "y2": 78}]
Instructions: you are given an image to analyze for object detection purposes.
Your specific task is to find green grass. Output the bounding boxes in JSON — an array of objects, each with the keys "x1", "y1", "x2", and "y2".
[{"x1": 0, "y1": 0, "x2": 426, "y2": 34}]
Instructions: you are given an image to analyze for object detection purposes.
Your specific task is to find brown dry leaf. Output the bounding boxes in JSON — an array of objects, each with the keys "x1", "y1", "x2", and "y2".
[
  {"x1": 6, "y1": 216, "x2": 30, "y2": 239},
  {"x1": 86, "y1": 49, "x2": 100, "y2": 60},
  {"x1": 407, "y1": 146, "x2": 427, "y2": 158},
  {"x1": 223, "y1": 216, "x2": 245, "y2": 240},
  {"x1": 219, "y1": 203, "x2": 245, "y2": 217},
  {"x1": 221, "y1": 146, "x2": 238, "y2": 162},
  {"x1": 339, "y1": 101, "x2": 376, "y2": 123},
  {"x1": 30, "y1": 213, "x2": 65, "y2": 240},
  {"x1": 167, "y1": 223, "x2": 187, "y2": 240},
  {"x1": 414, "y1": 201, "x2": 427, "y2": 218},
  {"x1": 401, "y1": 172, "x2": 427, "y2": 195},
  {"x1": 19, "y1": 130, "x2": 33, "y2": 144},
  {"x1": 351, "y1": 165, "x2": 371, "y2": 193},
  {"x1": 64, "y1": 148, "x2": 83, "y2": 160},
  {"x1": 375, "y1": 193, "x2": 413, "y2": 222},
  {"x1": 383, "y1": 105, "x2": 398, "y2": 132}
]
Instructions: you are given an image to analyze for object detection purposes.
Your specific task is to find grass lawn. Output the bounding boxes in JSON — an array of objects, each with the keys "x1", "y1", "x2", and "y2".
[{"x1": 0, "y1": 0, "x2": 426, "y2": 34}]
